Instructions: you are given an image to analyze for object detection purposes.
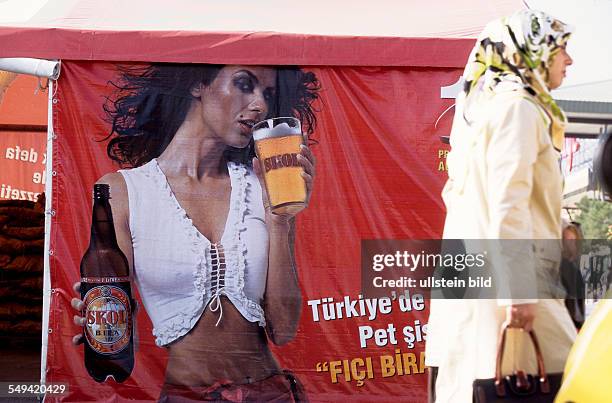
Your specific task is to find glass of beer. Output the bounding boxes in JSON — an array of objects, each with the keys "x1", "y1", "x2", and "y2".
[{"x1": 253, "y1": 117, "x2": 306, "y2": 215}]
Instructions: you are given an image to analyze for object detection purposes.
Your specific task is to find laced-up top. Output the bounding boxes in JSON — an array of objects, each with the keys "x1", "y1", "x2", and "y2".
[{"x1": 119, "y1": 159, "x2": 268, "y2": 347}]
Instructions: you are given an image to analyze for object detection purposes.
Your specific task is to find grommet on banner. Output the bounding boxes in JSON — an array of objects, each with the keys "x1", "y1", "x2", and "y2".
[
  {"x1": 52, "y1": 134, "x2": 57, "y2": 140},
  {"x1": 48, "y1": 328, "x2": 53, "y2": 334},
  {"x1": 49, "y1": 250, "x2": 54, "y2": 256},
  {"x1": 52, "y1": 98, "x2": 58, "y2": 104},
  {"x1": 52, "y1": 171, "x2": 57, "y2": 176}
]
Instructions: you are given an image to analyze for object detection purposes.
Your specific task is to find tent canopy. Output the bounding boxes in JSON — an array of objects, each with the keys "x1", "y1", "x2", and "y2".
[{"x1": 0, "y1": 0, "x2": 523, "y2": 66}]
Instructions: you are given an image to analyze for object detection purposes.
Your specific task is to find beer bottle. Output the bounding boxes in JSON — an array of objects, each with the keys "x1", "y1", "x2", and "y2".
[{"x1": 80, "y1": 184, "x2": 134, "y2": 383}]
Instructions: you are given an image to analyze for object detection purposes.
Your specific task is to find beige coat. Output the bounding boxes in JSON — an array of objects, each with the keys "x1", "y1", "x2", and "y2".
[{"x1": 425, "y1": 91, "x2": 577, "y2": 402}]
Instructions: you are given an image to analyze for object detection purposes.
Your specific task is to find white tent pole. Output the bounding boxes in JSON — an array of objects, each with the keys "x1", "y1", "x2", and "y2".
[
  {"x1": 40, "y1": 78, "x2": 55, "y2": 387},
  {"x1": 0, "y1": 58, "x2": 60, "y2": 79}
]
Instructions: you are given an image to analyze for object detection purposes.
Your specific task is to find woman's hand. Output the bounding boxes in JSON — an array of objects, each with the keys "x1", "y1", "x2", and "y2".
[
  {"x1": 71, "y1": 282, "x2": 86, "y2": 345},
  {"x1": 505, "y1": 303, "x2": 537, "y2": 332},
  {"x1": 254, "y1": 134, "x2": 314, "y2": 343},
  {"x1": 252, "y1": 133, "x2": 316, "y2": 223}
]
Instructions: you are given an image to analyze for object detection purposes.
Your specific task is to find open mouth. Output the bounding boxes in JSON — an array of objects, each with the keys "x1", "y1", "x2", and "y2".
[
  {"x1": 238, "y1": 119, "x2": 256, "y2": 134},
  {"x1": 239, "y1": 119, "x2": 256, "y2": 128}
]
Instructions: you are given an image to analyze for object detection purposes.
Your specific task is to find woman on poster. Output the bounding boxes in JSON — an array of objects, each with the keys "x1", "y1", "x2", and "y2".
[
  {"x1": 72, "y1": 63, "x2": 320, "y2": 401},
  {"x1": 425, "y1": 10, "x2": 577, "y2": 402}
]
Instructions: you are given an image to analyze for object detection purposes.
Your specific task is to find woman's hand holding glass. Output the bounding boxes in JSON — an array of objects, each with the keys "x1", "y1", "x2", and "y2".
[{"x1": 252, "y1": 133, "x2": 316, "y2": 222}]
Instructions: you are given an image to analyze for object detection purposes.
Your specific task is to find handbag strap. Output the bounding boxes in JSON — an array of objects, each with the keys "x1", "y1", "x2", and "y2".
[{"x1": 494, "y1": 323, "x2": 550, "y2": 397}]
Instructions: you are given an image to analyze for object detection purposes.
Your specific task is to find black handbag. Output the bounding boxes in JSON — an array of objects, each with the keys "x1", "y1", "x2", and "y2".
[{"x1": 473, "y1": 324, "x2": 563, "y2": 402}]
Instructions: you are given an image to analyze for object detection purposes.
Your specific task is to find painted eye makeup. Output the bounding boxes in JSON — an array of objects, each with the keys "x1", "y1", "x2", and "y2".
[
  {"x1": 233, "y1": 75, "x2": 255, "y2": 93},
  {"x1": 263, "y1": 88, "x2": 276, "y2": 102}
]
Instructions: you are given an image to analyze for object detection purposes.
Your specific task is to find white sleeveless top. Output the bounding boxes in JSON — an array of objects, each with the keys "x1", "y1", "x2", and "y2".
[{"x1": 119, "y1": 159, "x2": 268, "y2": 346}]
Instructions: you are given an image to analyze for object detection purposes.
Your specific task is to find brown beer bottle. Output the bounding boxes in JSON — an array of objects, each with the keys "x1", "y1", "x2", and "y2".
[{"x1": 80, "y1": 184, "x2": 134, "y2": 383}]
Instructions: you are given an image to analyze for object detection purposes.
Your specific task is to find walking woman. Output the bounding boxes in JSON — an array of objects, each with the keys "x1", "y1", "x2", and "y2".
[
  {"x1": 72, "y1": 63, "x2": 320, "y2": 401},
  {"x1": 425, "y1": 10, "x2": 576, "y2": 402}
]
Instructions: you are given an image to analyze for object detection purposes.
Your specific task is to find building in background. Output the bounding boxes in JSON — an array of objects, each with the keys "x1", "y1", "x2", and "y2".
[{"x1": 559, "y1": 97, "x2": 612, "y2": 216}]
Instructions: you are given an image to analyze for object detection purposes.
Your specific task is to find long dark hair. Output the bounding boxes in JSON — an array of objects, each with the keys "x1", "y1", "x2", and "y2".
[{"x1": 103, "y1": 63, "x2": 320, "y2": 167}]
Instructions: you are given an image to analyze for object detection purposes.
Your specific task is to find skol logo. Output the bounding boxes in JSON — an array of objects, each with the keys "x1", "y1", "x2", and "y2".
[
  {"x1": 83, "y1": 286, "x2": 131, "y2": 354},
  {"x1": 263, "y1": 153, "x2": 299, "y2": 172},
  {"x1": 87, "y1": 309, "x2": 128, "y2": 328}
]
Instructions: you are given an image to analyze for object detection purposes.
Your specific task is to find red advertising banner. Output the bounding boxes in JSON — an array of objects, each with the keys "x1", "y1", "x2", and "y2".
[
  {"x1": 46, "y1": 60, "x2": 456, "y2": 401},
  {"x1": 0, "y1": 131, "x2": 46, "y2": 202},
  {"x1": 0, "y1": 74, "x2": 47, "y2": 202},
  {"x1": 0, "y1": 74, "x2": 47, "y2": 126}
]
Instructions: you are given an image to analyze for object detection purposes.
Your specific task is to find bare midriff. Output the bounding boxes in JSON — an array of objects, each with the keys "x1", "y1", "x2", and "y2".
[{"x1": 163, "y1": 296, "x2": 279, "y2": 386}]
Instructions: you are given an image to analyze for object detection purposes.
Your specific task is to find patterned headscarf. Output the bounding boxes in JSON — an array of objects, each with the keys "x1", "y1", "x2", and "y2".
[{"x1": 460, "y1": 10, "x2": 573, "y2": 151}]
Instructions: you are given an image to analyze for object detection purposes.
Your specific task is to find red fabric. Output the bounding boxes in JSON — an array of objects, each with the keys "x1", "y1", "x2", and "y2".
[
  {"x1": 0, "y1": 75, "x2": 47, "y2": 202},
  {"x1": 46, "y1": 61, "x2": 455, "y2": 401},
  {"x1": 0, "y1": 131, "x2": 46, "y2": 202},
  {"x1": 0, "y1": 0, "x2": 524, "y2": 64},
  {"x1": 0, "y1": 29, "x2": 475, "y2": 67},
  {"x1": 0, "y1": 75, "x2": 47, "y2": 126},
  {"x1": 563, "y1": 137, "x2": 580, "y2": 172}
]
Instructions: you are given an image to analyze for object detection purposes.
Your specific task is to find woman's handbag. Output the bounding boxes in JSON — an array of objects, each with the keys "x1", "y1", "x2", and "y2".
[{"x1": 472, "y1": 324, "x2": 563, "y2": 402}]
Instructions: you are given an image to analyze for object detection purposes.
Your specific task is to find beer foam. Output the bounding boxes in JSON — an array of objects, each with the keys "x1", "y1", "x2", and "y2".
[{"x1": 253, "y1": 118, "x2": 301, "y2": 140}]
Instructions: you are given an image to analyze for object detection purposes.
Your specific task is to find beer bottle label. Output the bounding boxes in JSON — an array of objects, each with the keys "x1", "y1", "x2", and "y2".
[{"x1": 82, "y1": 281, "x2": 132, "y2": 355}]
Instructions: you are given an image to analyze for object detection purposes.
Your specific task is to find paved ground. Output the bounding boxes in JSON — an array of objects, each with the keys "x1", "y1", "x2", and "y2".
[
  {"x1": 0, "y1": 337, "x2": 41, "y2": 402},
  {"x1": 0, "y1": 348, "x2": 40, "y2": 381}
]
